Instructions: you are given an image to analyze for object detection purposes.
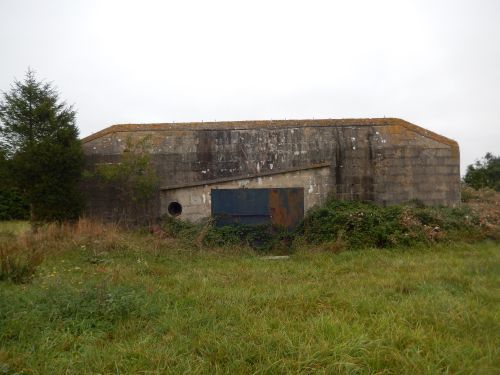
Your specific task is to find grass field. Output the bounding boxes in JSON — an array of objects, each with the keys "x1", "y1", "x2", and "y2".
[
  {"x1": 0, "y1": 221, "x2": 499, "y2": 374},
  {"x1": 0, "y1": 220, "x2": 29, "y2": 236}
]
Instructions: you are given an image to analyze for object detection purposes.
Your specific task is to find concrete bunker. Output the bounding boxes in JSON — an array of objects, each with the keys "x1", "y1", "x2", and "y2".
[{"x1": 81, "y1": 118, "x2": 460, "y2": 223}]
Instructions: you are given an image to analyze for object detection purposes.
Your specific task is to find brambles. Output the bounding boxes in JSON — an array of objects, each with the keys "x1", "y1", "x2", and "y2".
[
  {"x1": 461, "y1": 186, "x2": 500, "y2": 240},
  {"x1": 299, "y1": 200, "x2": 482, "y2": 249},
  {"x1": 157, "y1": 199, "x2": 488, "y2": 252}
]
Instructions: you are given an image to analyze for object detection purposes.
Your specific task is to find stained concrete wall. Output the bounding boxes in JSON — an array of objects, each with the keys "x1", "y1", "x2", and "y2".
[
  {"x1": 82, "y1": 118, "x2": 460, "y2": 222},
  {"x1": 161, "y1": 166, "x2": 332, "y2": 222}
]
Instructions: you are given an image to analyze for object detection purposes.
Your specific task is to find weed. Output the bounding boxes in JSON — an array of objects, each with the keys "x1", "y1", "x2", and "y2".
[{"x1": 161, "y1": 214, "x2": 200, "y2": 240}]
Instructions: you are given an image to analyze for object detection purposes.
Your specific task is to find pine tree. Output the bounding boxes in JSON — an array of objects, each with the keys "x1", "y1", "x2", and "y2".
[{"x1": 0, "y1": 69, "x2": 84, "y2": 221}]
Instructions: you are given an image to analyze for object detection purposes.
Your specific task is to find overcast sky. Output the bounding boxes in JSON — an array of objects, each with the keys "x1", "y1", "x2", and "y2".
[{"x1": 1, "y1": 0, "x2": 499, "y2": 174}]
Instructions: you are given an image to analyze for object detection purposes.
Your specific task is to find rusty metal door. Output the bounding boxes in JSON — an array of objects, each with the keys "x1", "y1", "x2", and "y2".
[
  {"x1": 268, "y1": 188, "x2": 304, "y2": 229},
  {"x1": 211, "y1": 188, "x2": 304, "y2": 229}
]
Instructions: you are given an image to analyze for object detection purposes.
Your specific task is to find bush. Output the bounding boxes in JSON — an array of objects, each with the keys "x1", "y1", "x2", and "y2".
[
  {"x1": 299, "y1": 200, "x2": 482, "y2": 249},
  {"x1": 161, "y1": 215, "x2": 200, "y2": 239},
  {"x1": 159, "y1": 200, "x2": 485, "y2": 252},
  {"x1": 160, "y1": 215, "x2": 292, "y2": 252},
  {"x1": 461, "y1": 185, "x2": 497, "y2": 203},
  {"x1": 203, "y1": 223, "x2": 289, "y2": 251}
]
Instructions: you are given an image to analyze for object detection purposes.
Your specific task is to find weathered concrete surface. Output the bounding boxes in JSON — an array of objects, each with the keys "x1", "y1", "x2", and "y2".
[
  {"x1": 162, "y1": 166, "x2": 331, "y2": 222},
  {"x1": 82, "y1": 118, "x2": 460, "y2": 222}
]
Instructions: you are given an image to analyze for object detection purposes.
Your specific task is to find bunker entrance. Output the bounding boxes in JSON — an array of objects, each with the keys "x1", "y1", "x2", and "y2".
[{"x1": 211, "y1": 188, "x2": 304, "y2": 230}]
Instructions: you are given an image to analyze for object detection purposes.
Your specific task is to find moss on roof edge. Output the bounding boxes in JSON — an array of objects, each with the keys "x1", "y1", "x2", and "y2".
[{"x1": 81, "y1": 118, "x2": 458, "y2": 149}]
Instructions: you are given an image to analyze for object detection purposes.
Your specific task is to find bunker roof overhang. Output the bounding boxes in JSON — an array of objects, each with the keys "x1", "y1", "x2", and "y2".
[{"x1": 81, "y1": 117, "x2": 458, "y2": 149}]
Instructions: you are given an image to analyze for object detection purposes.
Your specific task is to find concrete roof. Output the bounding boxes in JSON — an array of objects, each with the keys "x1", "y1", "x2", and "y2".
[{"x1": 82, "y1": 118, "x2": 458, "y2": 149}]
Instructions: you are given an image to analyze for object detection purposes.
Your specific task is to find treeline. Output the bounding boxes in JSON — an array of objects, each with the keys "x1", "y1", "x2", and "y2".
[{"x1": 463, "y1": 152, "x2": 500, "y2": 191}]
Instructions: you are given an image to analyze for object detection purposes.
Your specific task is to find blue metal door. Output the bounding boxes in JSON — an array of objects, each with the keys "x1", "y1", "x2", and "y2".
[{"x1": 211, "y1": 188, "x2": 304, "y2": 229}]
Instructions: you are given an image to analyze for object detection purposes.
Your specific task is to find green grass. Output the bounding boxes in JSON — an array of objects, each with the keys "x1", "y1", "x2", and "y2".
[
  {"x1": 0, "y1": 220, "x2": 29, "y2": 236},
  {"x1": 0, "y1": 231, "x2": 499, "y2": 374}
]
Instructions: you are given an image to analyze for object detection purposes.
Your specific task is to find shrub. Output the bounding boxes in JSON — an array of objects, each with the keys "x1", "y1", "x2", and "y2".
[
  {"x1": 461, "y1": 185, "x2": 497, "y2": 203},
  {"x1": 160, "y1": 200, "x2": 484, "y2": 252},
  {"x1": 160, "y1": 215, "x2": 292, "y2": 252},
  {"x1": 203, "y1": 223, "x2": 281, "y2": 251},
  {"x1": 161, "y1": 215, "x2": 200, "y2": 239},
  {"x1": 299, "y1": 200, "x2": 482, "y2": 249},
  {"x1": 89, "y1": 136, "x2": 159, "y2": 224}
]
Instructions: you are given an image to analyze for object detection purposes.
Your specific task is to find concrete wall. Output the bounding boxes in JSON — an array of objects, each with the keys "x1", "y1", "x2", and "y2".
[
  {"x1": 161, "y1": 166, "x2": 332, "y2": 222},
  {"x1": 82, "y1": 118, "x2": 460, "y2": 222}
]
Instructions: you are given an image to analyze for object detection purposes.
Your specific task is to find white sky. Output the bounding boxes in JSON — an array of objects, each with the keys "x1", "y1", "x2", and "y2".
[{"x1": 1, "y1": 0, "x2": 499, "y2": 174}]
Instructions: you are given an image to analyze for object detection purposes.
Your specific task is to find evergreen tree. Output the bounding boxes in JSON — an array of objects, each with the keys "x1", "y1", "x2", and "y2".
[
  {"x1": 0, "y1": 69, "x2": 84, "y2": 221},
  {"x1": 0, "y1": 145, "x2": 29, "y2": 220}
]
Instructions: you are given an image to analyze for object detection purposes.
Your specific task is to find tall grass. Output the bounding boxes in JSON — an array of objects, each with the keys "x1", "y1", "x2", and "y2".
[
  {"x1": 0, "y1": 207, "x2": 498, "y2": 373},
  {"x1": 0, "y1": 241, "x2": 498, "y2": 373},
  {"x1": 0, "y1": 197, "x2": 496, "y2": 284},
  {"x1": 0, "y1": 218, "x2": 125, "y2": 283}
]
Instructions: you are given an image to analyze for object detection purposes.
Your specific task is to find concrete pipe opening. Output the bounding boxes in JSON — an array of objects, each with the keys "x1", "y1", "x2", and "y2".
[{"x1": 168, "y1": 202, "x2": 182, "y2": 216}]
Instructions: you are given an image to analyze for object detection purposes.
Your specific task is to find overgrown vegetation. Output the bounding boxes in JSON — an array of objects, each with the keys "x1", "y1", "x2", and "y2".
[
  {"x1": 299, "y1": 199, "x2": 488, "y2": 249},
  {"x1": 87, "y1": 135, "x2": 159, "y2": 224},
  {"x1": 0, "y1": 219, "x2": 498, "y2": 373},
  {"x1": 161, "y1": 215, "x2": 291, "y2": 252},
  {"x1": 1, "y1": 194, "x2": 496, "y2": 285},
  {"x1": 0, "y1": 244, "x2": 43, "y2": 284},
  {"x1": 0, "y1": 219, "x2": 123, "y2": 284},
  {"x1": 159, "y1": 198, "x2": 496, "y2": 253},
  {"x1": 0, "y1": 188, "x2": 498, "y2": 372}
]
